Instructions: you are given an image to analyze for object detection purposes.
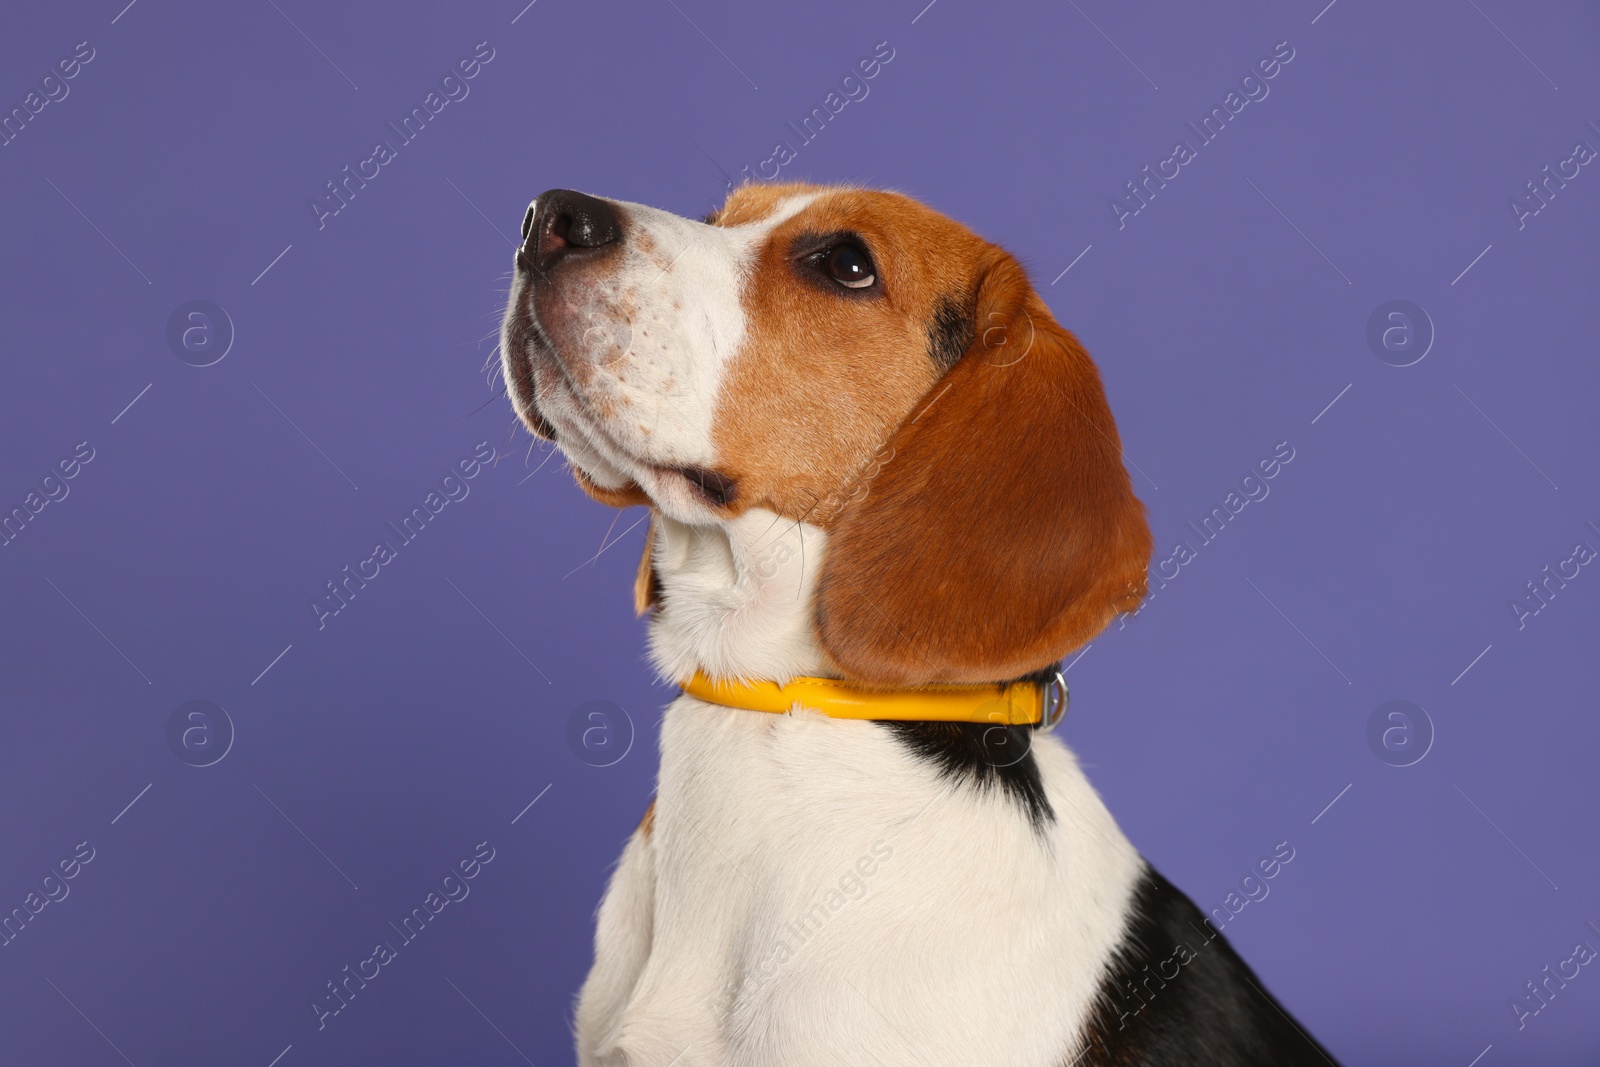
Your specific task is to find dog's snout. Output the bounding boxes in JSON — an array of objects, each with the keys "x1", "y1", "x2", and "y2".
[{"x1": 522, "y1": 189, "x2": 622, "y2": 274}]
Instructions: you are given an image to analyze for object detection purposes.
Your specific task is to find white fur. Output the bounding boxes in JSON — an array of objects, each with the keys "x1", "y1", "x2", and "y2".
[
  {"x1": 512, "y1": 191, "x2": 1145, "y2": 1065},
  {"x1": 646, "y1": 510, "x2": 827, "y2": 685}
]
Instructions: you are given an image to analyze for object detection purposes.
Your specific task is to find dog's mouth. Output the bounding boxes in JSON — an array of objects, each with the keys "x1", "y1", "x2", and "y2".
[
  {"x1": 519, "y1": 387, "x2": 559, "y2": 441},
  {"x1": 672, "y1": 465, "x2": 737, "y2": 508},
  {"x1": 518, "y1": 377, "x2": 560, "y2": 441},
  {"x1": 503, "y1": 299, "x2": 560, "y2": 440}
]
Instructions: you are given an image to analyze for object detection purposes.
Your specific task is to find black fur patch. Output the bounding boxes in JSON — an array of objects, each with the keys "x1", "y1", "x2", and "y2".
[
  {"x1": 879, "y1": 720, "x2": 1053, "y2": 830},
  {"x1": 927, "y1": 295, "x2": 973, "y2": 370},
  {"x1": 878, "y1": 664, "x2": 1061, "y2": 830},
  {"x1": 1075, "y1": 866, "x2": 1341, "y2": 1065}
]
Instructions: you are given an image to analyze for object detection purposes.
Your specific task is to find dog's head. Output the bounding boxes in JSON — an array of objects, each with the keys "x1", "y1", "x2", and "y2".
[{"x1": 502, "y1": 183, "x2": 1150, "y2": 685}]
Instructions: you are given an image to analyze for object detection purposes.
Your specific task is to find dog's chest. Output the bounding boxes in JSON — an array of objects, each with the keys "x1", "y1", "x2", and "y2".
[{"x1": 575, "y1": 697, "x2": 1144, "y2": 1067}]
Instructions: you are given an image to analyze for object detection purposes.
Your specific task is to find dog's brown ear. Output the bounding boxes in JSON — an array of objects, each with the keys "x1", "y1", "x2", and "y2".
[
  {"x1": 634, "y1": 511, "x2": 660, "y2": 616},
  {"x1": 816, "y1": 251, "x2": 1151, "y2": 686}
]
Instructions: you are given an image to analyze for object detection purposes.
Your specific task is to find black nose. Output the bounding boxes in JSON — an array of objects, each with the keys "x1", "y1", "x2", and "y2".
[{"x1": 521, "y1": 189, "x2": 621, "y2": 274}]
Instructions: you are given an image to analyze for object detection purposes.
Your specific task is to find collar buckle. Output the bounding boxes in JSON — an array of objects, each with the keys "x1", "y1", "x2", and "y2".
[{"x1": 1038, "y1": 670, "x2": 1069, "y2": 732}]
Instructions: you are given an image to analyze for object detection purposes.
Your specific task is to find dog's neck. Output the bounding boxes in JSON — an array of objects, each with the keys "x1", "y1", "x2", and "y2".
[{"x1": 645, "y1": 509, "x2": 831, "y2": 684}]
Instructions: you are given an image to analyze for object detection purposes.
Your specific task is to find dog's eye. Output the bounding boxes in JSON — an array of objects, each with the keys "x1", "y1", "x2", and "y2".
[{"x1": 824, "y1": 244, "x2": 876, "y2": 289}]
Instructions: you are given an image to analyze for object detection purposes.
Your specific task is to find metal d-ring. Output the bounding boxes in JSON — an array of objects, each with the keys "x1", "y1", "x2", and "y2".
[{"x1": 1038, "y1": 670, "x2": 1069, "y2": 733}]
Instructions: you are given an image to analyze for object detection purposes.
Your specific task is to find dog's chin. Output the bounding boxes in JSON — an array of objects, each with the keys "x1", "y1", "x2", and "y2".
[
  {"x1": 565, "y1": 441, "x2": 740, "y2": 521},
  {"x1": 531, "y1": 401, "x2": 648, "y2": 506},
  {"x1": 505, "y1": 336, "x2": 739, "y2": 518},
  {"x1": 566, "y1": 446, "x2": 737, "y2": 517},
  {"x1": 571, "y1": 465, "x2": 652, "y2": 508},
  {"x1": 520, "y1": 380, "x2": 655, "y2": 509}
]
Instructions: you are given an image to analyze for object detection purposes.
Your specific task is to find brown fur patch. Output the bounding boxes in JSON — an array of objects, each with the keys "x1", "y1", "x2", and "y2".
[
  {"x1": 711, "y1": 187, "x2": 996, "y2": 525},
  {"x1": 713, "y1": 183, "x2": 818, "y2": 228}
]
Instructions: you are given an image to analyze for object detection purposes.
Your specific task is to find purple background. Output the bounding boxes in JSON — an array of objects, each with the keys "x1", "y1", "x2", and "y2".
[{"x1": 2, "y1": 0, "x2": 1598, "y2": 1063}]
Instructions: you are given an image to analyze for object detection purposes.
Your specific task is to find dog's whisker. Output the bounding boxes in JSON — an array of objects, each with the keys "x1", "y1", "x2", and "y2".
[
  {"x1": 562, "y1": 510, "x2": 648, "y2": 580},
  {"x1": 458, "y1": 386, "x2": 508, "y2": 424}
]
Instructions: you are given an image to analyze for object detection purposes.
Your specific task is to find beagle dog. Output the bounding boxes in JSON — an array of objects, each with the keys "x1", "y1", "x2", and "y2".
[{"x1": 501, "y1": 183, "x2": 1339, "y2": 1066}]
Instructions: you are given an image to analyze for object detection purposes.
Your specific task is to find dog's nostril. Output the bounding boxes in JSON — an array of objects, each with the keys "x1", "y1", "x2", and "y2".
[
  {"x1": 549, "y1": 211, "x2": 573, "y2": 246},
  {"x1": 561, "y1": 205, "x2": 618, "y2": 249}
]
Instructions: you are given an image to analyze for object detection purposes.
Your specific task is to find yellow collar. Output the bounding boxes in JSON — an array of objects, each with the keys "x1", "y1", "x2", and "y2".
[{"x1": 681, "y1": 670, "x2": 1068, "y2": 730}]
